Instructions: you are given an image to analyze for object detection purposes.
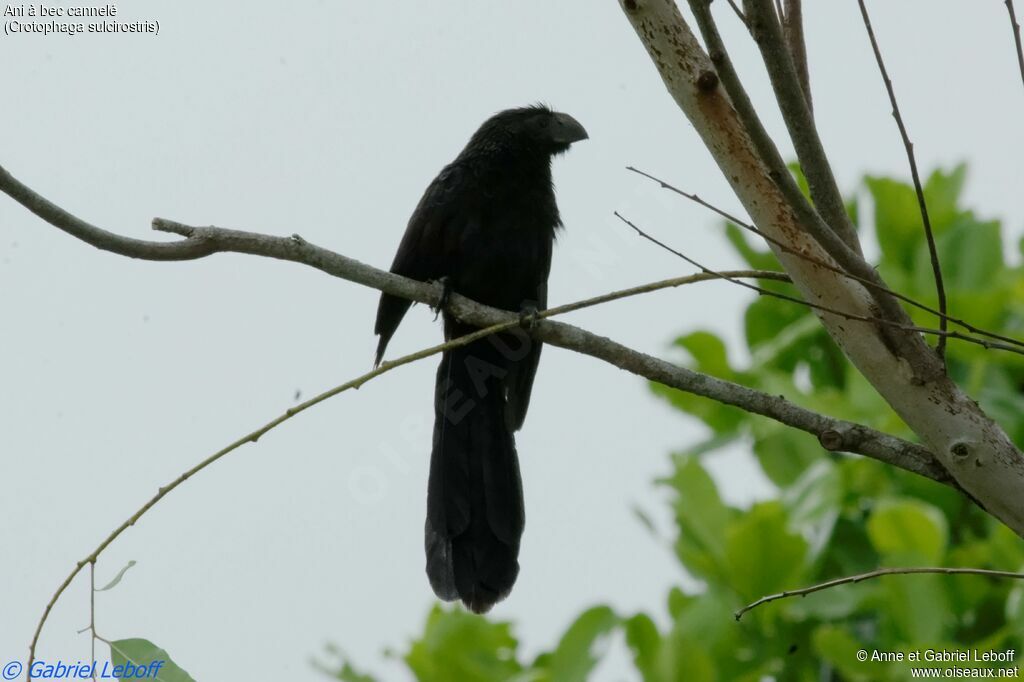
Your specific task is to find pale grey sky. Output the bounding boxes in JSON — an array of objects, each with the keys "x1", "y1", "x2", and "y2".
[{"x1": 2, "y1": 1, "x2": 1022, "y2": 680}]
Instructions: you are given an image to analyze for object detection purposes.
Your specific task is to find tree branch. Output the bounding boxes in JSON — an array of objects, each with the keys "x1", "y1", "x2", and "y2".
[
  {"x1": 1, "y1": 152, "x2": 987, "y2": 671},
  {"x1": 617, "y1": 0, "x2": 1024, "y2": 537},
  {"x1": 617, "y1": 211, "x2": 1024, "y2": 356},
  {"x1": 1, "y1": 163, "x2": 941, "y2": 480},
  {"x1": 27, "y1": 316, "x2": 530, "y2": 677},
  {"x1": 687, "y1": 0, "x2": 875, "y2": 274},
  {"x1": 856, "y1": 0, "x2": 948, "y2": 362},
  {"x1": 684, "y1": 0, "x2": 936, "y2": 373},
  {"x1": 10, "y1": 180, "x2": 944, "y2": 673},
  {"x1": 627, "y1": 167, "x2": 1024, "y2": 353},
  {"x1": 0, "y1": 165, "x2": 217, "y2": 261},
  {"x1": 725, "y1": 0, "x2": 747, "y2": 25},
  {"x1": 1007, "y1": 0, "x2": 1024, "y2": 93},
  {"x1": 743, "y1": 0, "x2": 861, "y2": 269},
  {"x1": 782, "y1": 0, "x2": 811, "y2": 114},
  {"x1": 735, "y1": 566, "x2": 1024, "y2": 620}
]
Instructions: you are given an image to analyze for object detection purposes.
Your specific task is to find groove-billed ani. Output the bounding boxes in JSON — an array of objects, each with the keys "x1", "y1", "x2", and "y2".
[{"x1": 373, "y1": 105, "x2": 587, "y2": 613}]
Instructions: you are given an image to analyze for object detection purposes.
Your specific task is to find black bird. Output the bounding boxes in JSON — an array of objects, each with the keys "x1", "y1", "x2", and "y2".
[{"x1": 373, "y1": 105, "x2": 588, "y2": 613}]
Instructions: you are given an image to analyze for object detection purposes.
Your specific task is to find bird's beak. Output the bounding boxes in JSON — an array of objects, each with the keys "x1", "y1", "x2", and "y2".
[{"x1": 551, "y1": 112, "x2": 589, "y2": 145}]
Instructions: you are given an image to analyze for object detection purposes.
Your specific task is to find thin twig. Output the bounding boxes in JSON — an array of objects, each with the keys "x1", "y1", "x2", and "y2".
[
  {"x1": 744, "y1": 0, "x2": 857, "y2": 257},
  {"x1": 686, "y1": 0, "x2": 915, "y2": 346},
  {"x1": 26, "y1": 321, "x2": 519, "y2": 678},
  {"x1": 736, "y1": 566, "x2": 1024, "y2": 620},
  {"x1": 857, "y1": 0, "x2": 948, "y2": 363},
  {"x1": 21, "y1": 268, "x2": 802, "y2": 676},
  {"x1": 725, "y1": 0, "x2": 747, "y2": 25},
  {"x1": 1007, "y1": 0, "x2": 1024, "y2": 92},
  {"x1": 90, "y1": 562, "x2": 96, "y2": 682},
  {"x1": 617, "y1": 211, "x2": 856, "y2": 318},
  {"x1": 627, "y1": 166, "x2": 1024, "y2": 352},
  {"x1": 24, "y1": 266, "x2": 953, "y2": 675},
  {"x1": 0, "y1": 163, "x2": 941, "y2": 475},
  {"x1": 615, "y1": 212, "x2": 1024, "y2": 357},
  {"x1": 0, "y1": 159, "x2": 963, "y2": 671},
  {"x1": 782, "y1": 0, "x2": 811, "y2": 114},
  {"x1": 621, "y1": 0, "x2": 1024, "y2": 550}
]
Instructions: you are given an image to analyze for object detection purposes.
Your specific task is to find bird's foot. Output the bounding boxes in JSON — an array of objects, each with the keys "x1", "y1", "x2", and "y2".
[
  {"x1": 431, "y1": 276, "x2": 453, "y2": 321},
  {"x1": 518, "y1": 303, "x2": 540, "y2": 330}
]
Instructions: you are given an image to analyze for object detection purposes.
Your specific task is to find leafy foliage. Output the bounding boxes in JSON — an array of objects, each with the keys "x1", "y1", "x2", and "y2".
[
  {"x1": 320, "y1": 166, "x2": 1024, "y2": 680},
  {"x1": 107, "y1": 638, "x2": 196, "y2": 682}
]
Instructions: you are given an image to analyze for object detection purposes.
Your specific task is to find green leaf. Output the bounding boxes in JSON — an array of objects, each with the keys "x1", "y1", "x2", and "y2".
[
  {"x1": 865, "y1": 175, "x2": 922, "y2": 271},
  {"x1": 537, "y1": 606, "x2": 618, "y2": 682},
  {"x1": 675, "y1": 331, "x2": 736, "y2": 378},
  {"x1": 404, "y1": 605, "x2": 522, "y2": 682},
  {"x1": 623, "y1": 614, "x2": 661, "y2": 682},
  {"x1": 1005, "y1": 584, "x2": 1024, "y2": 634},
  {"x1": 789, "y1": 161, "x2": 810, "y2": 199},
  {"x1": 876, "y1": 572, "x2": 950, "y2": 643},
  {"x1": 744, "y1": 296, "x2": 811, "y2": 361},
  {"x1": 812, "y1": 626, "x2": 878, "y2": 682},
  {"x1": 314, "y1": 644, "x2": 379, "y2": 681},
  {"x1": 332, "y1": 661, "x2": 378, "y2": 682},
  {"x1": 108, "y1": 639, "x2": 196, "y2": 682},
  {"x1": 782, "y1": 460, "x2": 841, "y2": 561},
  {"x1": 937, "y1": 216, "x2": 1004, "y2": 292},
  {"x1": 666, "y1": 587, "x2": 694, "y2": 622},
  {"x1": 650, "y1": 332, "x2": 749, "y2": 434},
  {"x1": 95, "y1": 560, "x2": 137, "y2": 592},
  {"x1": 866, "y1": 499, "x2": 948, "y2": 563},
  {"x1": 661, "y1": 455, "x2": 733, "y2": 580},
  {"x1": 787, "y1": 581, "x2": 867, "y2": 621},
  {"x1": 751, "y1": 423, "x2": 823, "y2": 488},
  {"x1": 724, "y1": 502, "x2": 808, "y2": 602},
  {"x1": 657, "y1": 622, "x2": 717, "y2": 682},
  {"x1": 922, "y1": 163, "x2": 967, "y2": 231},
  {"x1": 724, "y1": 223, "x2": 780, "y2": 271}
]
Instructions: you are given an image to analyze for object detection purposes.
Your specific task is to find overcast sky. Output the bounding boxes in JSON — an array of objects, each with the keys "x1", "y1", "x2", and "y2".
[{"x1": 3, "y1": 1, "x2": 1022, "y2": 680}]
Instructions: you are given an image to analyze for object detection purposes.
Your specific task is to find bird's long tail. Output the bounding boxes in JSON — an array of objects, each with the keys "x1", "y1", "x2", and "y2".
[{"x1": 425, "y1": 340, "x2": 524, "y2": 614}]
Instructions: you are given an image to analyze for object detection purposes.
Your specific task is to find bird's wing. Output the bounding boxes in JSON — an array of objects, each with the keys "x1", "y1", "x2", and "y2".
[
  {"x1": 504, "y1": 248, "x2": 551, "y2": 432},
  {"x1": 374, "y1": 163, "x2": 466, "y2": 365}
]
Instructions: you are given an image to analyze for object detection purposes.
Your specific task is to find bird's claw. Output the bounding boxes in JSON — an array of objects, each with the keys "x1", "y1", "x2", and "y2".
[
  {"x1": 432, "y1": 276, "x2": 453, "y2": 321},
  {"x1": 518, "y1": 303, "x2": 540, "y2": 330}
]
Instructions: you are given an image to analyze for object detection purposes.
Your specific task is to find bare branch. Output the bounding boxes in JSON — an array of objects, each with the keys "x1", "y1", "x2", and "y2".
[
  {"x1": 684, "y1": 0, "x2": 934, "y2": 368},
  {"x1": 3, "y1": 167, "x2": 939, "y2": 476},
  {"x1": 725, "y1": 0, "x2": 747, "y2": 25},
  {"x1": 627, "y1": 167, "x2": 1024, "y2": 353},
  {"x1": 618, "y1": 211, "x2": 884, "y2": 326},
  {"x1": 3, "y1": 161, "x2": 962, "y2": 667},
  {"x1": 89, "y1": 562, "x2": 96, "y2": 682},
  {"x1": 688, "y1": 0, "x2": 874, "y2": 273},
  {"x1": 26, "y1": 317, "x2": 528, "y2": 675},
  {"x1": 14, "y1": 252, "x2": 942, "y2": 673},
  {"x1": 1007, "y1": 0, "x2": 1024, "y2": 92},
  {"x1": 744, "y1": 0, "x2": 859, "y2": 261},
  {"x1": 736, "y1": 566, "x2": 1024, "y2": 620},
  {"x1": 856, "y1": 0, "x2": 948, "y2": 363},
  {"x1": 618, "y1": 0, "x2": 1024, "y2": 537},
  {"x1": 0, "y1": 166, "x2": 216, "y2": 261},
  {"x1": 1, "y1": 160, "x2": 933, "y2": 475},
  {"x1": 617, "y1": 212, "x2": 1024, "y2": 357},
  {"x1": 782, "y1": 0, "x2": 811, "y2": 113}
]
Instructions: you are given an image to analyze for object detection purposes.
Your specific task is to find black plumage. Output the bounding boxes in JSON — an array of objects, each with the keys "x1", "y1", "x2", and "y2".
[{"x1": 374, "y1": 105, "x2": 587, "y2": 613}]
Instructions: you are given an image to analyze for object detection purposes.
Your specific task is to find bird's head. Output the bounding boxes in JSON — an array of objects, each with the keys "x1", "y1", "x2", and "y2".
[{"x1": 466, "y1": 104, "x2": 589, "y2": 159}]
